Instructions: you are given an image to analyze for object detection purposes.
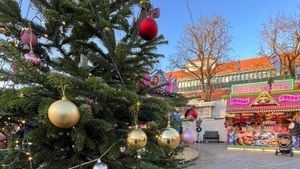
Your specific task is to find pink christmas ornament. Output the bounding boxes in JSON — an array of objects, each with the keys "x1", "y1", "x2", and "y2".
[
  {"x1": 150, "y1": 8, "x2": 160, "y2": 18},
  {"x1": 87, "y1": 98, "x2": 94, "y2": 105},
  {"x1": 10, "y1": 63, "x2": 18, "y2": 72},
  {"x1": 181, "y1": 129, "x2": 196, "y2": 144},
  {"x1": 24, "y1": 52, "x2": 41, "y2": 68},
  {"x1": 21, "y1": 30, "x2": 38, "y2": 47}
]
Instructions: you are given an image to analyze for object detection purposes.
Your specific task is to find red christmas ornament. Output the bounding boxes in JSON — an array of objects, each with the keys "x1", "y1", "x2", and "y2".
[
  {"x1": 138, "y1": 17, "x2": 158, "y2": 41},
  {"x1": 87, "y1": 98, "x2": 94, "y2": 105},
  {"x1": 21, "y1": 30, "x2": 38, "y2": 47},
  {"x1": 24, "y1": 52, "x2": 41, "y2": 68},
  {"x1": 185, "y1": 108, "x2": 198, "y2": 119}
]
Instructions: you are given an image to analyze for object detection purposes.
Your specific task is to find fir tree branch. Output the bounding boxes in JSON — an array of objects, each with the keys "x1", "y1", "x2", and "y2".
[{"x1": 68, "y1": 139, "x2": 124, "y2": 169}]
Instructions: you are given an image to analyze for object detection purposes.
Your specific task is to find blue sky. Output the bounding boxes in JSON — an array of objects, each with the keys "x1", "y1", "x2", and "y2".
[{"x1": 151, "y1": 0, "x2": 300, "y2": 70}]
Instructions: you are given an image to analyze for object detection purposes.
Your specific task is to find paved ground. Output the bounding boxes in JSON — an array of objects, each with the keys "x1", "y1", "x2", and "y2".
[{"x1": 178, "y1": 143, "x2": 300, "y2": 169}]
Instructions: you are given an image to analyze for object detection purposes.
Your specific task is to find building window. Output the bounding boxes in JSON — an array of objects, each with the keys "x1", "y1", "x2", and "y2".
[
  {"x1": 253, "y1": 71, "x2": 257, "y2": 80},
  {"x1": 261, "y1": 71, "x2": 267, "y2": 79},
  {"x1": 232, "y1": 74, "x2": 237, "y2": 81},
  {"x1": 240, "y1": 73, "x2": 244, "y2": 81},
  {"x1": 225, "y1": 76, "x2": 229, "y2": 82}
]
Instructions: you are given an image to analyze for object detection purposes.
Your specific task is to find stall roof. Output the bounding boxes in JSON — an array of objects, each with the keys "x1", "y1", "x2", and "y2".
[
  {"x1": 188, "y1": 102, "x2": 215, "y2": 108},
  {"x1": 226, "y1": 105, "x2": 300, "y2": 113}
]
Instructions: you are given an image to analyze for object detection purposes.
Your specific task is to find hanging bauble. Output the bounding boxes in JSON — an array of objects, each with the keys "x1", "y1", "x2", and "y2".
[
  {"x1": 87, "y1": 98, "x2": 94, "y2": 105},
  {"x1": 181, "y1": 129, "x2": 196, "y2": 144},
  {"x1": 185, "y1": 108, "x2": 198, "y2": 119},
  {"x1": 138, "y1": 17, "x2": 158, "y2": 41},
  {"x1": 119, "y1": 146, "x2": 126, "y2": 157},
  {"x1": 24, "y1": 52, "x2": 41, "y2": 68},
  {"x1": 150, "y1": 8, "x2": 160, "y2": 18},
  {"x1": 157, "y1": 127, "x2": 180, "y2": 150},
  {"x1": 10, "y1": 76, "x2": 19, "y2": 84},
  {"x1": 10, "y1": 63, "x2": 18, "y2": 72},
  {"x1": 0, "y1": 132, "x2": 7, "y2": 149},
  {"x1": 21, "y1": 29, "x2": 38, "y2": 47},
  {"x1": 48, "y1": 97, "x2": 80, "y2": 128},
  {"x1": 93, "y1": 159, "x2": 108, "y2": 169},
  {"x1": 126, "y1": 126, "x2": 147, "y2": 150}
]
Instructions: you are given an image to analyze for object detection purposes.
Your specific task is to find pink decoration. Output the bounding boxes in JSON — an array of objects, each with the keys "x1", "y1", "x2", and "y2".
[
  {"x1": 0, "y1": 132, "x2": 7, "y2": 149},
  {"x1": 24, "y1": 52, "x2": 41, "y2": 68},
  {"x1": 87, "y1": 98, "x2": 94, "y2": 105},
  {"x1": 150, "y1": 8, "x2": 160, "y2": 18},
  {"x1": 232, "y1": 80, "x2": 292, "y2": 95},
  {"x1": 144, "y1": 72, "x2": 149, "y2": 86},
  {"x1": 10, "y1": 63, "x2": 18, "y2": 72},
  {"x1": 139, "y1": 17, "x2": 158, "y2": 41},
  {"x1": 279, "y1": 94, "x2": 300, "y2": 102},
  {"x1": 181, "y1": 129, "x2": 196, "y2": 144},
  {"x1": 185, "y1": 108, "x2": 198, "y2": 119},
  {"x1": 167, "y1": 76, "x2": 172, "y2": 92},
  {"x1": 21, "y1": 30, "x2": 38, "y2": 47}
]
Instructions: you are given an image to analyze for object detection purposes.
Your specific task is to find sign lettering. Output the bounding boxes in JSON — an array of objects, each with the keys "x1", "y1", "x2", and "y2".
[
  {"x1": 279, "y1": 94, "x2": 300, "y2": 102},
  {"x1": 232, "y1": 79, "x2": 293, "y2": 95}
]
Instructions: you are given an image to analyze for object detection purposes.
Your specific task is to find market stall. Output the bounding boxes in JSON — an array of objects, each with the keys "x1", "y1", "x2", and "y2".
[{"x1": 224, "y1": 79, "x2": 300, "y2": 149}]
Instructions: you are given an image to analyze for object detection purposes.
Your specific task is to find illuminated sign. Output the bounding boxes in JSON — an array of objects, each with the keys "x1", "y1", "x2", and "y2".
[
  {"x1": 230, "y1": 98, "x2": 250, "y2": 105},
  {"x1": 231, "y1": 79, "x2": 294, "y2": 95},
  {"x1": 279, "y1": 94, "x2": 300, "y2": 102}
]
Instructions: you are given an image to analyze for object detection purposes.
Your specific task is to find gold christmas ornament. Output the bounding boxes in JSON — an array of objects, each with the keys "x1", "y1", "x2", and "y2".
[
  {"x1": 126, "y1": 126, "x2": 147, "y2": 150},
  {"x1": 157, "y1": 127, "x2": 180, "y2": 150},
  {"x1": 48, "y1": 97, "x2": 80, "y2": 128}
]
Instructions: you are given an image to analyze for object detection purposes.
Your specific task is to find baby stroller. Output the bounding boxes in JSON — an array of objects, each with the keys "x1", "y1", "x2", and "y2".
[{"x1": 275, "y1": 133, "x2": 293, "y2": 157}]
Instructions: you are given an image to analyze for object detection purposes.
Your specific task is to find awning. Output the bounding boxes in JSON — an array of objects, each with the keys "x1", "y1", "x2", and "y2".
[
  {"x1": 226, "y1": 105, "x2": 300, "y2": 113},
  {"x1": 189, "y1": 102, "x2": 215, "y2": 108}
]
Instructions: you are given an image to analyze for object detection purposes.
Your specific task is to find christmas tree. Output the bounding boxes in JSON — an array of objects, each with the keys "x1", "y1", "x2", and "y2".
[{"x1": 0, "y1": 0, "x2": 189, "y2": 168}]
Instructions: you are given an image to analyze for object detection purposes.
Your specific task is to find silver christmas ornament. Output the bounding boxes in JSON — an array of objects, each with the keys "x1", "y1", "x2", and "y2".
[{"x1": 93, "y1": 159, "x2": 108, "y2": 169}]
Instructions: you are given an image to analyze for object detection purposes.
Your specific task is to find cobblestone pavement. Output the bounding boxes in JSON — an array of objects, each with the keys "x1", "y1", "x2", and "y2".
[{"x1": 181, "y1": 143, "x2": 300, "y2": 169}]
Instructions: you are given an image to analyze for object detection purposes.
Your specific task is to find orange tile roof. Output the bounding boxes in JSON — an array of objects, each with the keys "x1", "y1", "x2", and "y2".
[
  {"x1": 180, "y1": 89, "x2": 230, "y2": 100},
  {"x1": 166, "y1": 56, "x2": 276, "y2": 79}
]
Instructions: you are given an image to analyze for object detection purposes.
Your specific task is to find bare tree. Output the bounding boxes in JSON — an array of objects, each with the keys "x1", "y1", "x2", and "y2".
[
  {"x1": 168, "y1": 14, "x2": 234, "y2": 101},
  {"x1": 259, "y1": 12, "x2": 300, "y2": 79}
]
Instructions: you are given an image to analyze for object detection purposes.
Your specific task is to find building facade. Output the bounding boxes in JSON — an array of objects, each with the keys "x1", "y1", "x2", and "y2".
[{"x1": 166, "y1": 56, "x2": 300, "y2": 101}]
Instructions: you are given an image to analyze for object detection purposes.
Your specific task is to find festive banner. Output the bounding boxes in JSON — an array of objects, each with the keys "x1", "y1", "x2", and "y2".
[
  {"x1": 231, "y1": 79, "x2": 294, "y2": 95},
  {"x1": 147, "y1": 69, "x2": 178, "y2": 93}
]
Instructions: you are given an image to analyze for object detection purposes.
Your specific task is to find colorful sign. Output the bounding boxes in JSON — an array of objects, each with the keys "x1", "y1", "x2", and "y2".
[
  {"x1": 231, "y1": 79, "x2": 294, "y2": 95},
  {"x1": 226, "y1": 92, "x2": 300, "y2": 113},
  {"x1": 279, "y1": 94, "x2": 300, "y2": 102},
  {"x1": 230, "y1": 98, "x2": 250, "y2": 105},
  {"x1": 146, "y1": 69, "x2": 178, "y2": 93}
]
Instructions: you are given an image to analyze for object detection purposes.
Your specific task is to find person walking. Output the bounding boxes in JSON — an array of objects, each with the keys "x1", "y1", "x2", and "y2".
[{"x1": 288, "y1": 114, "x2": 300, "y2": 149}]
